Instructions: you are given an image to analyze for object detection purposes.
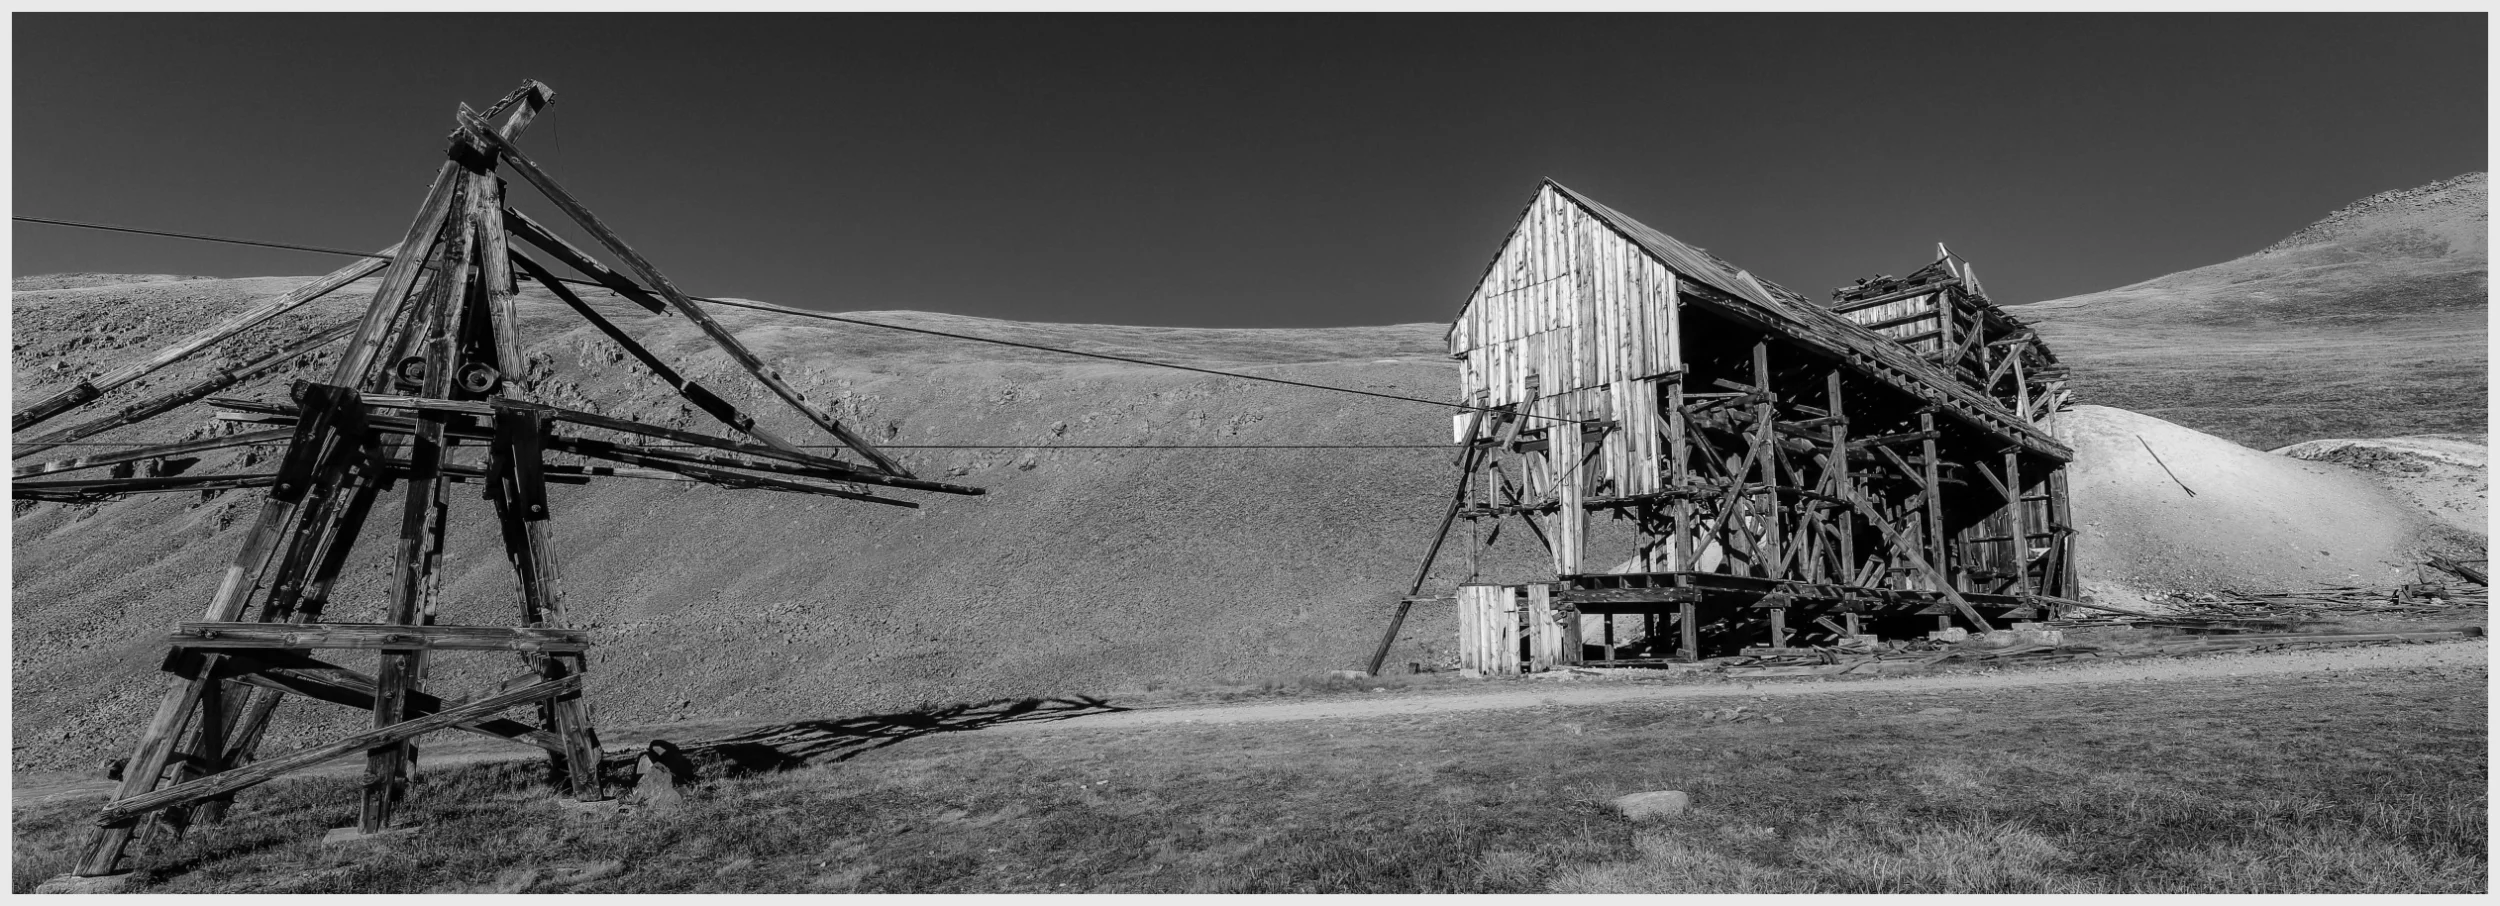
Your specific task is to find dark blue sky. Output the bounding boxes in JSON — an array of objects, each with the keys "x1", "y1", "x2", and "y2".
[{"x1": 14, "y1": 13, "x2": 2486, "y2": 327}]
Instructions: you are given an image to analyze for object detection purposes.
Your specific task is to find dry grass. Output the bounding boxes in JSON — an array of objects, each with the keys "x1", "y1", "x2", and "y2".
[{"x1": 14, "y1": 661, "x2": 2483, "y2": 893}]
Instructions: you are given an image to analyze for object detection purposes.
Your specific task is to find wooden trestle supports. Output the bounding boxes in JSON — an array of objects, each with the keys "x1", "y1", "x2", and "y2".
[
  {"x1": 1422, "y1": 332, "x2": 2076, "y2": 670},
  {"x1": 18, "y1": 81, "x2": 983, "y2": 881}
]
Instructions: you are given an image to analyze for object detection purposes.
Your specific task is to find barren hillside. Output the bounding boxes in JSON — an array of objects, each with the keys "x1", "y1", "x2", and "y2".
[
  {"x1": 2019, "y1": 173, "x2": 2487, "y2": 449},
  {"x1": 11, "y1": 176, "x2": 2488, "y2": 772}
]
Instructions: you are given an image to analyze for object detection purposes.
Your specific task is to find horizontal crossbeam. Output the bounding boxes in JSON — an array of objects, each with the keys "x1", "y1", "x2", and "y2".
[
  {"x1": 172, "y1": 622, "x2": 588, "y2": 653},
  {"x1": 182, "y1": 652, "x2": 560, "y2": 752},
  {"x1": 95, "y1": 675, "x2": 579, "y2": 826}
]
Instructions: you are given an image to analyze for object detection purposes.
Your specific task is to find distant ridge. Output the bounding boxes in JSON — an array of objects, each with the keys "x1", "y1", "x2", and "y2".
[
  {"x1": 2260, "y1": 172, "x2": 2486, "y2": 255},
  {"x1": 2020, "y1": 173, "x2": 2486, "y2": 449}
]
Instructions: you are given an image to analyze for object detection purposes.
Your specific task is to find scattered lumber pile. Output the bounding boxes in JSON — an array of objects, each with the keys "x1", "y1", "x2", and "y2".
[
  {"x1": 1528, "y1": 576, "x2": 2489, "y2": 681},
  {"x1": 2056, "y1": 575, "x2": 2487, "y2": 631}
]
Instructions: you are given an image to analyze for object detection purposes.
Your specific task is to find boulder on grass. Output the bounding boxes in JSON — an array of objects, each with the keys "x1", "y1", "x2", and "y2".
[{"x1": 1610, "y1": 790, "x2": 1691, "y2": 820}]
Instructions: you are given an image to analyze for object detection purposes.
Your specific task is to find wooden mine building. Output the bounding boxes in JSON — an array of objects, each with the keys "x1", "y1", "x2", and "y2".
[{"x1": 1439, "y1": 180, "x2": 2078, "y2": 672}]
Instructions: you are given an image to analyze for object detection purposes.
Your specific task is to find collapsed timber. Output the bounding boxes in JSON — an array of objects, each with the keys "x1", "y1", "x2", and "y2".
[
  {"x1": 2059, "y1": 580, "x2": 2489, "y2": 630},
  {"x1": 1521, "y1": 588, "x2": 2487, "y2": 683}
]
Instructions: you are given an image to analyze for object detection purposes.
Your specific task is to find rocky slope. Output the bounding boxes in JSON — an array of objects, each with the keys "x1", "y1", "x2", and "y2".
[{"x1": 2020, "y1": 173, "x2": 2487, "y2": 450}]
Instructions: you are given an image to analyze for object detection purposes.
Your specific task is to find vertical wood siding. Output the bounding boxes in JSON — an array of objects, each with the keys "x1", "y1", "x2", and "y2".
[{"x1": 1451, "y1": 186, "x2": 1685, "y2": 512}]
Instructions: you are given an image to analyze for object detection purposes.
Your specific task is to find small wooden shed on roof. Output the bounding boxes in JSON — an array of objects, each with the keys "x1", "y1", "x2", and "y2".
[{"x1": 1434, "y1": 179, "x2": 2078, "y2": 672}]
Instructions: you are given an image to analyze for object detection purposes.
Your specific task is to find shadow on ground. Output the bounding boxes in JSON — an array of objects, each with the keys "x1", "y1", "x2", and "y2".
[{"x1": 662, "y1": 696, "x2": 1127, "y2": 779}]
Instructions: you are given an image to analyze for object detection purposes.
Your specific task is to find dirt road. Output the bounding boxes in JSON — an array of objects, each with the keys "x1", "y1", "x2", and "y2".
[
  {"x1": 15, "y1": 641, "x2": 2482, "y2": 808},
  {"x1": 1002, "y1": 640, "x2": 2488, "y2": 732}
]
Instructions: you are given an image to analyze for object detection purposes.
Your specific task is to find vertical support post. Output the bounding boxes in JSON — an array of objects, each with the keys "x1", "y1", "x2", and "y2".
[
  {"x1": 490, "y1": 405, "x2": 606, "y2": 800},
  {"x1": 2048, "y1": 466, "x2": 2077, "y2": 600},
  {"x1": 195, "y1": 464, "x2": 397, "y2": 827},
  {"x1": 2013, "y1": 354, "x2": 2031, "y2": 421},
  {"x1": 1667, "y1": 378, "x2": 1693, "y2": 573},
  {"x1": 2005, "y1": 450, "x2": 2031, "y2": 595},
  {"x1": 1678, "y1": 600, "x2": 1700, "y2": 661},
  {"x1": 72, "y1": 385, "x2": 368, "y2": 877},
  {"x1": 1918, "y1": 409, "x2": 1947, "y2": 594},
  {"x1": 1751, "y1": 342, "x2": 1780, "y2": 580},
  {"x1": 366, "y1": 185, "x2": 477, "y2": 834},
  {"x1": 1768, "y1": 606, "x2": 1788, "y2": 649},
  {"x1": 1827, "y1": 370, "x2": 1852, "y2": 581}
]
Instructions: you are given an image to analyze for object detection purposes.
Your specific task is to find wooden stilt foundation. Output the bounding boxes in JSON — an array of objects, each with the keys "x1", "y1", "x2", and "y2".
[{"x1": 1383, "y1": 181, "x2": 2081, "y2": 673}]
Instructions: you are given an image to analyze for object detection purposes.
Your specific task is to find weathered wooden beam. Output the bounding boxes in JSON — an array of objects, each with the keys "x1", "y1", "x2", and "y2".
[
  {"x1": 325, "y1": 169, "x2": 465, "y2": 387},
  {"x1": 511, "y1": 250, "x2": 799, "y2": 451},
  {"x1": 16, "y1": 429, "x2": 297, "y2": 479},
  {"x1": 2427, "y1": 555, "x2": 2487, "y2": 586},
  {"x1": 179, "y1": 652, "x2": 559, "y2": 752},
  {"x1": 483, "y1": 405, "x2": 607, "y2": 800},
  {"x1": 458, "y1": 108, "x2": 908, "y2": 476},
  {"x1": 555, "y1": 441, "x2": 920, "y2": 506},
  {"x1": 546, "y1": 434, "x2": 963, "y2": 496},
  {"x1": 172, "y1": 622, "x2": 588, "y2": 653},
  {"x1": 94, "y1": 675, "x2": 579, "y2": 827},
  {"x1": 1557, "y1": 587, "x2": 1701, "y2": 605},
  {"x1": 503, "y1": 208, "x2": 669, "y2": 315},
  {"x1": 15, "y1": 320, "x2": 357, "y2": 462},
  {"x1": 1849, "y1": 430, "x2": 1940, "y2": 450},
  {"x1": 1832, "y1": 278, "x2": 1959, "y2": 311},
  {"x1": 14, "y1": 256, "x2": 392, "y2": 434},
  {"x1": 366, "y1": 199, "x2": 481, "y2": 833},
  {"x1": 1842, "y1": 491, "x2": 1991, "y2": 631},
  {"x1": 1368, "y1": 405, "x2": 1492, "y2": 676},
  {"x1": 14, "y1": 473, "x2": 282, "y2": 501}
]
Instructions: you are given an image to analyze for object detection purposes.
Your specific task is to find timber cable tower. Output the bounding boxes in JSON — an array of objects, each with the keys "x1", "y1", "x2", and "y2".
[{"x1": 16, "y1": 81, "x2": 985, "y2": 881}]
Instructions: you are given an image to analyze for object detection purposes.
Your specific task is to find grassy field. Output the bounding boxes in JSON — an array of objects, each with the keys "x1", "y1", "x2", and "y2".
[{"x1": 15, "y1": 659, "x2": 2484, "y2": 893}]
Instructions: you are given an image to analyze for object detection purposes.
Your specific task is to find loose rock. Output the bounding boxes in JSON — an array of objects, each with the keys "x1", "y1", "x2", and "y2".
[{"x1": 1611, "y1": 790, "x2": 1691, "y2": 820}]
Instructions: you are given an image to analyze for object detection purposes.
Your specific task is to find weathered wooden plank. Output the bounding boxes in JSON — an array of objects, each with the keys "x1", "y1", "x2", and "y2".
[
  {"x1": 1524, "y1": 583, "x2": 1556, "y2": 670},
  {"x1": 458, "y1": 108, "x2": 907, "y2": 477},
  {"x1": 172, "y1": 622, "x2": 588, "y2": 653},
  {"x1": 95, "y1": 675, "x2": 579, "y2": 827},
  {"x1": 1493, "y1": 588, "x2": 1522, "y2": 675},
  {"x1": 1843, "y1": 490, "x2": 1991, "y2": 630},
  {"x1": 15, "y1": 255, "x2": 392, "y2": 434},
  {"x1": 15, "y1": 320, "x2": 357, "y2": 462},
  {"x1": 190, "y1": 654, "x2": 560, "y2": 752},
  {"x1": 16, "y1": 429, "x2": 296, "y2": 479},
  {"x1": 281, "y1": 393, "x2": 980, "y2": 496},
  {"x1": 485, "y1": 405, "x2": 607, "y2": 800},
  {"x1": 511, "y1": 251, "x2": 800, "y2": 451},
  {"x1": 325, "y1": 167, "x2": 465, "y2": 387},
  {"x1": 556, "y1": 441, "x2": 919, "y2": 506},
  {"x1": 366, "y1": 198, "x2": 479, "y2": 833}
]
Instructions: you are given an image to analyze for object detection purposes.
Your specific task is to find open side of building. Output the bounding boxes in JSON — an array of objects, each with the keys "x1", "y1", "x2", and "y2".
[{"x1": 1441, "y1": 180, "x2": 2078, "y2": 673}]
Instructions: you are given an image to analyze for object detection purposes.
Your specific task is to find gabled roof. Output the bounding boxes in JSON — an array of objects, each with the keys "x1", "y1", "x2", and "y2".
[
  {"x1": 1544, "y1": 180, "x2": 1821, "y2": 317},
  {"x1": 1459, "y1": 180, "x2": 2070, "y2": 460}
]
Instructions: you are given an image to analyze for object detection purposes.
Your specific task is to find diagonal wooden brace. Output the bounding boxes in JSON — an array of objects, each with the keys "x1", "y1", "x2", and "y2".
[
  {"x1": 458, "y1": 109, "x2": 909, "y2": 477},
  {"x1": 95, "y1": 675, "x2": 579, "y2": 827}
]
